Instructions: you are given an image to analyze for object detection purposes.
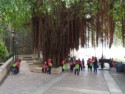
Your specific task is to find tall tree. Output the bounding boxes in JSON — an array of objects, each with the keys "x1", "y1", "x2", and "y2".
[
  {"x1": 1, "y1": 0, "x2": 125, "y2": 66},
  {"x1": 31, "y1": 0, "x2": 124, "y2": 66}
]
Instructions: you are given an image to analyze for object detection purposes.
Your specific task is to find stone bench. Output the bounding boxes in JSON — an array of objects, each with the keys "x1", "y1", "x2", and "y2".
[
  {"x1": 23, "y1": 57, "x2": 32, "y2": 60},
  {"x1": 18, "y1": 54, "x2": 39, "y2": 60}
]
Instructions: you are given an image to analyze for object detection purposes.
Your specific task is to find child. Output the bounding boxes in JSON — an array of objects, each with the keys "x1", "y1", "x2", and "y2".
[
  {"x1": 48, "y1": 59, "x2": 52, "y2": 74},
  {"x1": 11, "y1": 62, "x2": 18, "y2": 75},
  {"x1": 62, "y1": 60, "x2": 65, "y2": 72},
  {"x1": 74, "y1": 61, "x2": 80, "y2": 75},
  {"x1": 15, "y1": 60, "x2": 21, "y2": 74},
  {"x1": 42, "y1": 61, "x2": 48, "y2": 73}
]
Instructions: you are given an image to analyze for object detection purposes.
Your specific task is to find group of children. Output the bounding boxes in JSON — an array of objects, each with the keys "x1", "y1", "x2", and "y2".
[
  {"x1": 61, "y1": 56, "x2": 98, "y2": 75},
  {"x1": 62, "y1": 57, "x2": 85, "y2": 75},
  {"x1": 10, "y1": 56, "x2": 98, "y2": 75},
  {"x1": 87, "y1": 57, "x2": 98, "y2": 73},
  {"x1": 42, "y1": 59, "x2": 52, "y2": 74},
  {"x1": 10, "y1": 56, "x2": 99, "y2": 75}
]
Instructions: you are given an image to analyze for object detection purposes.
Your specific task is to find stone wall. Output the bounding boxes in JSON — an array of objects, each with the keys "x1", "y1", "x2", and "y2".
[{"x1": 0, "y1": 57, "x2": 13, "y2": 84}]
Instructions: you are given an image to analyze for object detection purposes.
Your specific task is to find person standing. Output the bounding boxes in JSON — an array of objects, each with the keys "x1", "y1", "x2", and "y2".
[
  {"x1": 87, "y1": 58, "x2": 90, "y2": 70},
  {"x1": 93, "y1": 57, "x2": 98, "y2": 74},
  {"x1": 111, "y1": 58, "x2": 115, "y2": 67},
  {"x1": 62, "y1": 59, "x2": 65, "y2": 72},
  {"x1": 62, "y1": 63, "x2": 66, "y2": 71},
  {"x1": 88, "y1": 58, "x2": 92, "y2": 71},
  {"x1": 48, "y1": 59, "x2": 52, "y2": 74},
  {"x1": 74, "y1": 61, "x2": 80, "y2": 75},
  {"x1": 82, "y1": 58, "x2": 85, "y2": 68},
  {"x1": 78, "y1": 59, "x2": 82, "y2": 71},
  {"x1": 90, "y1": 56, "x2": 95, "y2": 71},
  {"x1": 70, "y1": 59, "x2": 73, "y2": 71}
]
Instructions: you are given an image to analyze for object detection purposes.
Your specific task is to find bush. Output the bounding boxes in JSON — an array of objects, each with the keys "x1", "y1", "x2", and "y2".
[{"x1": 0, "y1": 42, "x2": 9, "y2": 61}]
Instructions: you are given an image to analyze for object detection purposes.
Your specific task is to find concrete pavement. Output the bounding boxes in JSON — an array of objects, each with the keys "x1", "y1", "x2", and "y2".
[
  {"x1": 109, "y1": 68, "x2": 125, "y2": 93},
  {"x1": 0, "y1": 61, "x2": 124, "y2": 94}
]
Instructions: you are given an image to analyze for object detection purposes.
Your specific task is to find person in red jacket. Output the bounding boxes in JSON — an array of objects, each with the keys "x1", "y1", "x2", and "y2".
[
  {"x1": 15, "y1": 60, "x2": 21, "y2": 74},
  {"x1": 87, "y1": 58, "x2": 92, "y2": 71},
  {"x1": 78, "y1": 59, "x2": 82, "y2": 71},
  {"x1": 42, "y1": 61, "x2": 48, "y2": 73},
  {"x1": 111, "y1": 58, "x2": 115, "y2": 67}
]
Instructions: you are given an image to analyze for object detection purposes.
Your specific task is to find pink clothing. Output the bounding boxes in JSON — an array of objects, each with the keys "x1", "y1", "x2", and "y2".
[
  {"x1": 72, "y1": 61, "x2": 76, "y2": 65},
  {"x1": 43, "y1": 63, "x2": 47, "y2": 68},
  {"x1": 48, "y1": 59, "x2": 51, "y2": 63},
  {"x1": 16, "y1": 62, "x2": 20, "y2": 68},
  {"x1": 78, "y1": 61, "x2": 82, "y2": 66},
  {"x1": 62, "y1": 60, "x2": 65, "y2": 65}
]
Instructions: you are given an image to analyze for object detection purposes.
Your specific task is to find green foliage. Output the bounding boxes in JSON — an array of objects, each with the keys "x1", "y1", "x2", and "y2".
[
  {"x1": 0, "y1": 0, "x2": 31, "y2": 32},
  {"x1": 0, "y1": 41, "x2": 9, "y2": 60},
  {"x1": 115, "y1": 22, "x2": 122, "y2": 39},
  {"x1": 112, "y1": 1, "x2": 125, "y2": 21},
  {"x1": 0, "y1": 0, "x2": 125, "y2": 48}
]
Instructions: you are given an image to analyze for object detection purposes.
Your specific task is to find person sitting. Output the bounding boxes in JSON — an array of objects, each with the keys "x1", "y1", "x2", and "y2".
[
  {"x1": 42, "y1": 61, "x2": 48, "y2": 73},
  {"x1": 10, "y1": 62, "x2": 18, "y2": 75},
  {"x1": 15, "y1": 60, "x2": 21, "y2": 74}
]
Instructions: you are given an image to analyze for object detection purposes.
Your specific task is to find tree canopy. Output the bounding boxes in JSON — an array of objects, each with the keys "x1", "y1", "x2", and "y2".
[
  {"x1": 0, "y1": 0, "x2": 125, "y2": 65},
  {"x1": 30, "y1": 0, "x2": 125, "y2": 66}
]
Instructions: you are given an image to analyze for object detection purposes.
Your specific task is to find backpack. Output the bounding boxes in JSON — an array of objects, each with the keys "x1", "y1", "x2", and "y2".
[{"x1": 49, "y1": 63, "x2": 52, "y2": 66}]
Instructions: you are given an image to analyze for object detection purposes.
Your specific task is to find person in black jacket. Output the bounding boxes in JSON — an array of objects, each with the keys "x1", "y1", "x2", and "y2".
[{"x1": 93, "y1": 57, "x2": 98, "y2": 74}]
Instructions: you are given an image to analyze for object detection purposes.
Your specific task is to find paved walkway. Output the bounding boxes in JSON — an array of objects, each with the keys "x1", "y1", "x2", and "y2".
[
  {"x1": 109, "y1": 68, "x2": 125, "y2": 93},
  {"x1": 0, "y1": 61, "x2": 124, "y2": 94}
]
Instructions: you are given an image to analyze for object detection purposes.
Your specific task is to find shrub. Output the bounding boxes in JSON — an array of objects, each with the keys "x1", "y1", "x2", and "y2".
[{"x1": 0, "y1": 42, "x2": 9, "y2": 60}]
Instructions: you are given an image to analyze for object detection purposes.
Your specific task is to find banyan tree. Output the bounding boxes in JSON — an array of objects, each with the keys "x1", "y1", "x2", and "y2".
[{"x1": 31, "y1": 0, "x2": 125, "y2": 66}]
